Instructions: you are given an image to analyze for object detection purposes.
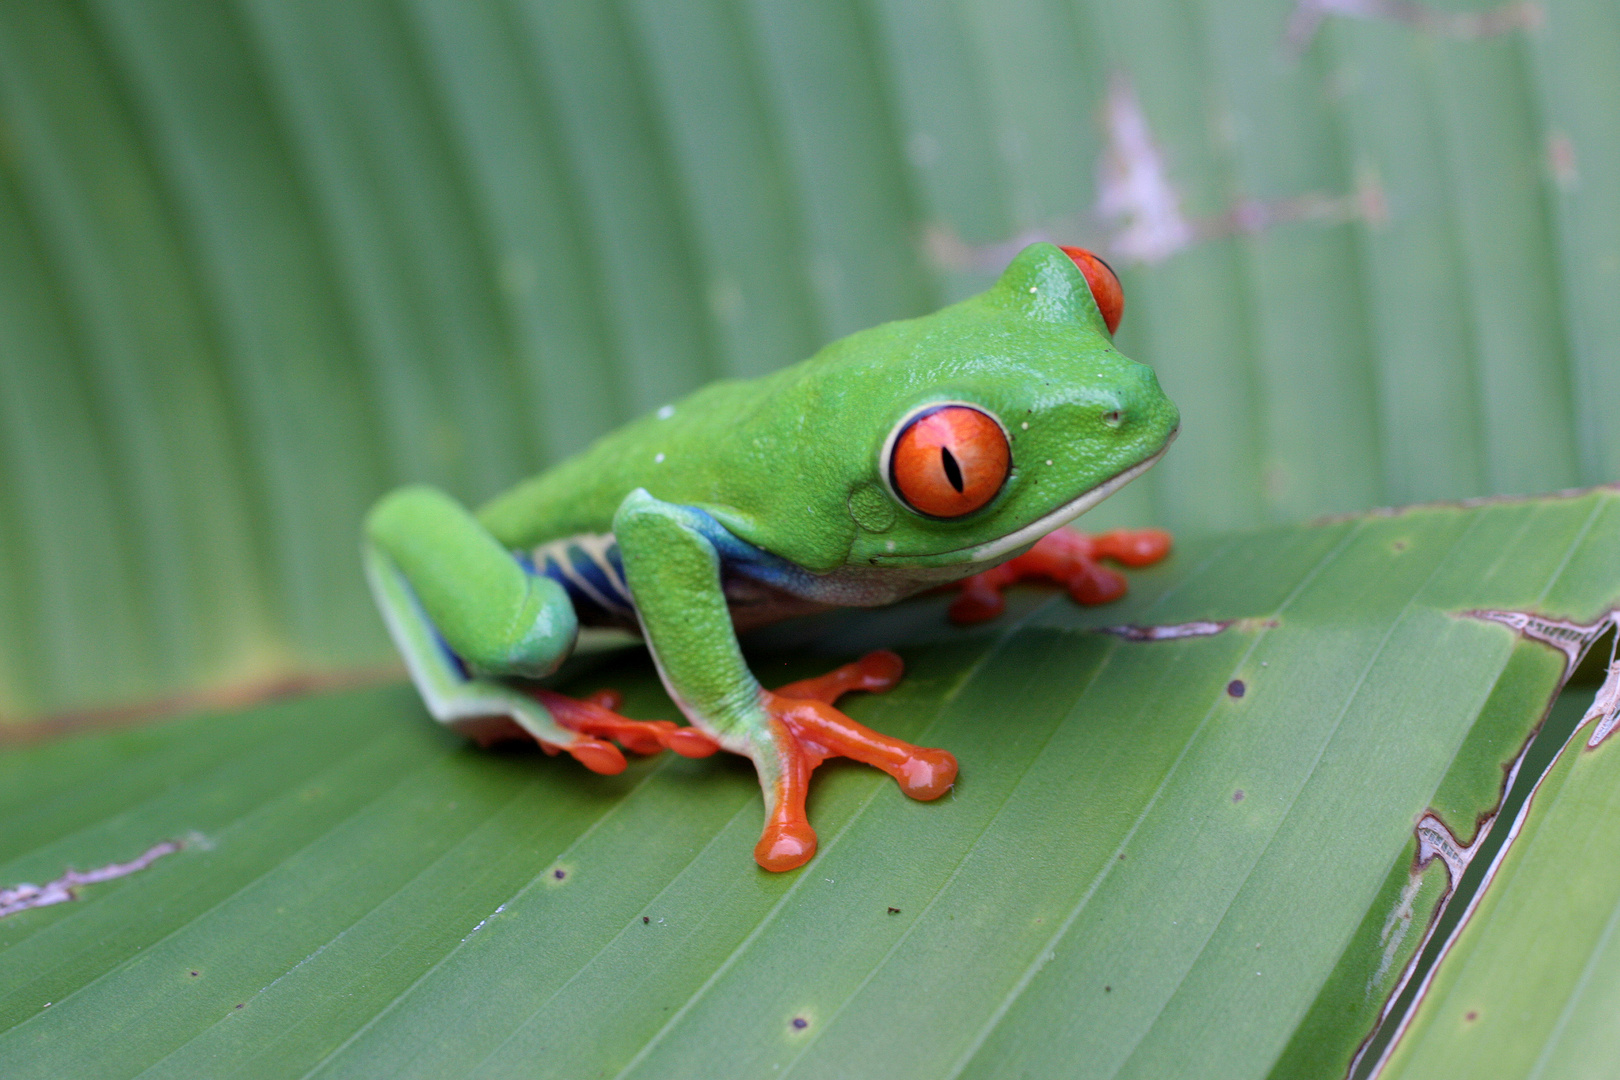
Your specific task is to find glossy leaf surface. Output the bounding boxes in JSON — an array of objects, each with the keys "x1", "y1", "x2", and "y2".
[{"x1": 3, "y1": 490, "x2": 1617, "y2": 1079}]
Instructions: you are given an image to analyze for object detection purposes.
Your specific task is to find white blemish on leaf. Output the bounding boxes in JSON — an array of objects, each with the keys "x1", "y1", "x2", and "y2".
[
  {"x1": 657, "y1": 405, "x2": 676, "y2": 420},
  {"x1": 1096, "y1": 76, "x2": 1196, "y2": 264},
  {"x1": 1367, "y1": 867, "x2": 1419, "y2": 997},
  {"x1": 1582, "y1": 633, "x2": 1620, "y2": 749},
  {"x1": 1101, "y1": 620, "x2": 1232, "y2": 642},
  {"x1": 1547, "y1": 133, "x2": 1579, "y2": 191},
  {"x1": 1284, "y1": 0, "x2": 1541, "y2": 53},
  {"x1": 1, "y1": 840, "x2": 183, "y2": 918},
  {"x1": 655, "y1": 453, "x2": 665, "y2": 464}
]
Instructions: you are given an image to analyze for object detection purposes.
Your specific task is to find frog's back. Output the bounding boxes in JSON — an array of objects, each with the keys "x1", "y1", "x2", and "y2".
[{"x1": 475, "y1": 372, "x2": 786, "y2": 549}]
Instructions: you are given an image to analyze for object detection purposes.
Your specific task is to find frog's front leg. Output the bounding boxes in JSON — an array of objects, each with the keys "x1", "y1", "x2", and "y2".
[
  {"x1": 949, "y1": 526, "x2": 1173, "y2": 623},
  {"x1": 365, "y1": 486, "x2": 679, "y2": 774},
  {"x1": 613, "y1": 489, "x2": 957, "y2": 872}
]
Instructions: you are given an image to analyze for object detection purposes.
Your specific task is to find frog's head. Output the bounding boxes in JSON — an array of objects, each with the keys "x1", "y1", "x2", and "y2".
[{"x1": 819, "y1": 242, "x2": 1179, "y2": 572}]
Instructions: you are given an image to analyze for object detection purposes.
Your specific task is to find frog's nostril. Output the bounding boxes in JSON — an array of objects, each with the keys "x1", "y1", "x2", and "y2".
[{"x1": 1102, "y1": 409, "x2": 1124, "y2": 428}]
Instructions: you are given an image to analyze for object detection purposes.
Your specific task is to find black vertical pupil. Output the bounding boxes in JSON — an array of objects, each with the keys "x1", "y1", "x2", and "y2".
[{"x1": 940, "y1": 447, "x2": 965, "y2": 493}]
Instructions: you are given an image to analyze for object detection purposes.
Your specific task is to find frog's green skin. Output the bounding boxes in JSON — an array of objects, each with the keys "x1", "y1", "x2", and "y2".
[{"x1": 364, "y1": 242, "x2": 1178, "y2": 870}]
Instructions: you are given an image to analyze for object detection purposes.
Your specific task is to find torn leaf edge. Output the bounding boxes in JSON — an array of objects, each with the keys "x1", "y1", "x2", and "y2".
[{"x1": 1355, "y1": 609, "x2": 1619, "y2": 1079}]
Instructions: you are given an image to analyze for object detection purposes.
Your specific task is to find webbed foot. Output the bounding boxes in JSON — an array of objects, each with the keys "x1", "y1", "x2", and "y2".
[
  {"x1": 949, "y1": 526, "x2": 1171, "y2": 624},
  {"x1": 518, "y1": 687, "x2": 721, "y2": 775},
  {"x1": 752, "y1": 650, "x2": 958, "y2": 872}
]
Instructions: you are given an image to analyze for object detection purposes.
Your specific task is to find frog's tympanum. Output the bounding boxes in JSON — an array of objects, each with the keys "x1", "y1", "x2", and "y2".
[{"x1": 365, "y1": 243, "x2": 1179, "y2": 871}]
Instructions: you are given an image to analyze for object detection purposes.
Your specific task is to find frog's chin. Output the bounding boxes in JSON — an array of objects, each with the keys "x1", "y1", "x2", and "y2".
[
  {"x1": 869, "y1": 428, "x2": 1176, "y2": 570},
  {"x1": 968, "y1": 434, "x2": 1174, "y2": 563}
]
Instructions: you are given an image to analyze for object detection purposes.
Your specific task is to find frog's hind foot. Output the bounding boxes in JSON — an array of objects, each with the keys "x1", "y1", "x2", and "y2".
[
  {"x1": 523, "y1": 687, "x2": 722, "y2": 774},
  {"x1": 752, "y1": 651, "x2": 958, "y2": 872},
  {"x1": 949, "y1": 526, "x2": 1172, "y2": 624}
]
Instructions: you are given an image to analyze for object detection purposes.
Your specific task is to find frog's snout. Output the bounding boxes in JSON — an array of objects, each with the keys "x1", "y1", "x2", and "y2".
[{"x1": 1118, "y1": 363, "x2": 1178, "y2": 445}]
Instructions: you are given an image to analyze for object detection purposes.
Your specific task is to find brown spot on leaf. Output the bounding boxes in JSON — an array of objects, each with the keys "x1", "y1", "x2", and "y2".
[
  {"x1": 1233, "y1": 790, "x2": 1246, "y2": 803},
  {"x1": 1228, "y1": 679, "x2": 1246, "y2": 698}
]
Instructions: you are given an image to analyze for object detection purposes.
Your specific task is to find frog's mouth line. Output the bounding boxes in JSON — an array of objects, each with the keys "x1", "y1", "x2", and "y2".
[{"x1": 966, "y1": 426, "x2": 1178, "y2": 564}]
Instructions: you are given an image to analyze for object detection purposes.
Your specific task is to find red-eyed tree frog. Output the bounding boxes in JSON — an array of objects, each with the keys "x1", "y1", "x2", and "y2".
[{"x1": 364, "y1": 242, "x2": 1178, "y2": 872}]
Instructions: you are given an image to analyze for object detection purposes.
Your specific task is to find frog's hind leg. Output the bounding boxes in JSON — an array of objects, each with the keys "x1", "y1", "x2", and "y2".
[
  {"x1": 753, "y1": 650, "x2": 958, "y2": 872},
  {"x1": 364, "y1": 542, "x2": 633, "y2": 774},
  {"x1": 526, "y1": 687, "x2": 721, "y2": 760}
]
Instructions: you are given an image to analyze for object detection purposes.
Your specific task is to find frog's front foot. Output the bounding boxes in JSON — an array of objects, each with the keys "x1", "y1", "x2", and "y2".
[
  {"x1": 751, "y1": 650, "x2": 958, "y2": 872},
  {"x1": 950, "y1": 526, "x2": 1172, "y2": 624}
]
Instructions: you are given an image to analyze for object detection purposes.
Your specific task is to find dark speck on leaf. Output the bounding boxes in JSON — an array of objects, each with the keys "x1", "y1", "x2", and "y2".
[
  {"x1": 553, "y1": 868, "x2": 566, "y2": 880},
  {"x1": 1233, "y1": 790, "x2": 1246, "y2": 803},
  {"x1": 1466, "y1": 1011, "x2": 1478, "y2": 1022},
  {"x1": 190, "y1": 971, "x2": 199, "y2": 977},
  {"x1": 792, "y1": 1017, "x2": 808, "y2": 1030},
  {"x1": 1118, "y1": 853, "x2": 1126, "y2": 861},
  {"x1": 235, "y1": 1004, "x2": 244, "y2": 1010},
  {"x1": 643, "y1": 916, "x2": 650, "y2": 924},
  {"x1": 1227, "y1": 679, "x2": 1246, "y2": 698},
  {"x1": 888, "y1": 907, "x2": 900, "y2": 915},
  {"x1": 1105, "y1": 985, "x2": 1111, "y2": 993}
]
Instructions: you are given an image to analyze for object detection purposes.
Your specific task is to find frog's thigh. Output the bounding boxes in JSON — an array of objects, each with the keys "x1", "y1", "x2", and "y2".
[
  {"x1": 365, "y1": 485, "x2": 576, "y2": 678},
  {"x1": 364, "y1": 542, "x2": 598, "y2": 756}
]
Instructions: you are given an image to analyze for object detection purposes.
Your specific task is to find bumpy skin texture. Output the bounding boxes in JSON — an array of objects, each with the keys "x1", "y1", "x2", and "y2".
[{"x1": 365, "y1": 243, "x2": 1179, "y2": 872}]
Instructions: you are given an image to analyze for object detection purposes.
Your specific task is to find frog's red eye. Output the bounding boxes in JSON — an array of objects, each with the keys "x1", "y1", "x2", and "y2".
[
  {"x1": 889, "y1": 405, "x2": 1010, "y2": 518},
  {"x1": 1060, "y1": 246, "x2": 1124, "y2": 335}
]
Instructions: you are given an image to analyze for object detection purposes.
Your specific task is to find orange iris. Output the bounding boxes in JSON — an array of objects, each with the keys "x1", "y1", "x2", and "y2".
[
  {"x1": 890, "y1": 406, "x2": 1010, "y2": 518},
  {"x1": 1059, "y1": 246, "x2": 1124, "y2": 335}
]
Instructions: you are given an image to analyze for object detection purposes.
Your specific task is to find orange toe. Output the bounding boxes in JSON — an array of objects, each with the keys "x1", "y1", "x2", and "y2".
[
  {"x1": 755, "y1": 819, "x2": 818, "y2": 872},
  {"x1": 567, "y1": 738, "x2": 627, "y2": 775},
  {"x1": 775, "y1": 649, "x2": 906, "y2": 703},
  {"x1": 1067, "y1": 561, "x2": 1128, "y2": 605},
  {"x1": 665, "y1": 726, "x2": 722, "y2": 758},
  {"x1": 527, "y1": 686, "x2": 717, "y2": 764},
  {"x1": 894, "y1": 747, "x2": 958, "y2": 800},
  {"x1": 947, "y1": 525, "x2": 1171, "y2": 622},
  {"x1": 1091, "y1": 528, "x2": 1173, "y2": 566}
]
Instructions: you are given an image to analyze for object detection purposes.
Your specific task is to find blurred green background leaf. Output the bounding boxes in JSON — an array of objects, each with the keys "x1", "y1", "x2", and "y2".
[{"x1": 2, "y1": 0, "x2": 1617, "y2": 718}]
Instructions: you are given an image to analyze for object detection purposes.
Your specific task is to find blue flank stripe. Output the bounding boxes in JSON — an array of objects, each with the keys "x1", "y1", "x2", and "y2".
[{"x1": 521, "y1": 506, "x2": 815, "y2": 627}]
